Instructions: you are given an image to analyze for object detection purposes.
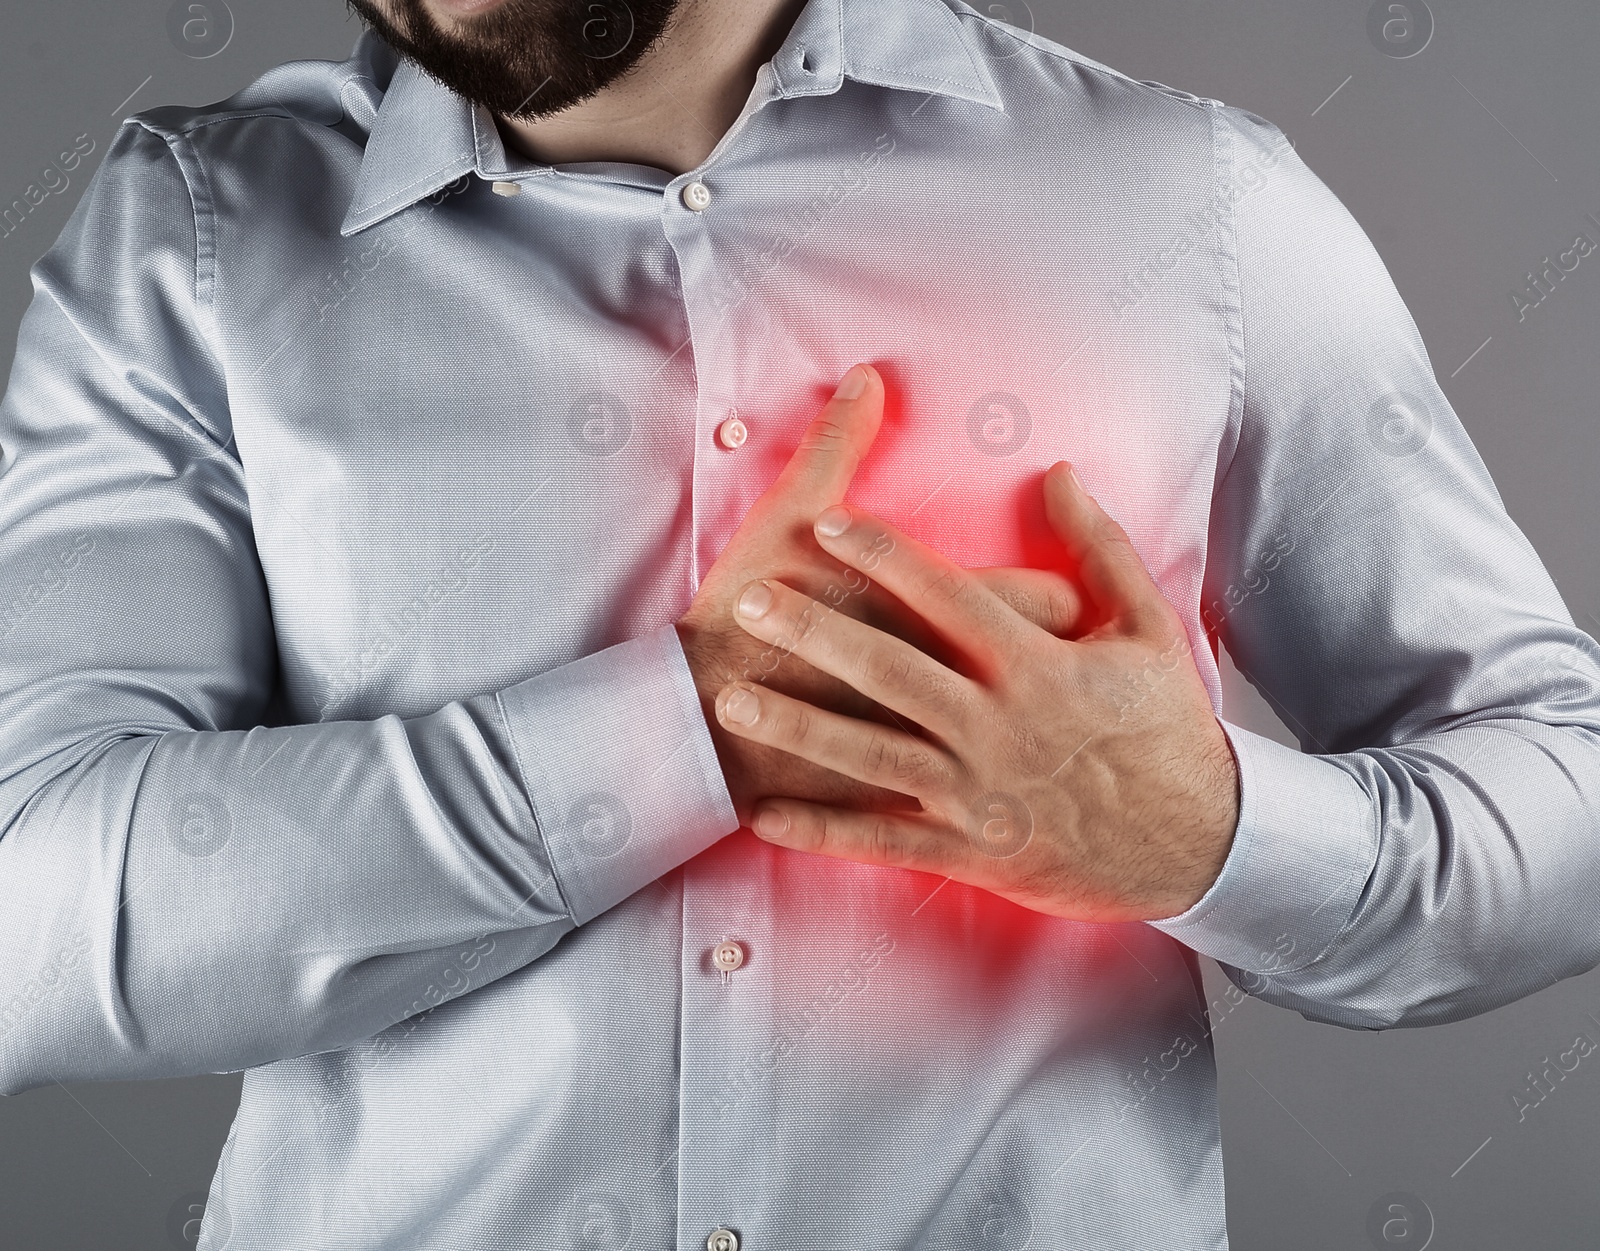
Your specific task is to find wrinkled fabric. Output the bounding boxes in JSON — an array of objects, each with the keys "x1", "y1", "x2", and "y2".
[{"x1": 2, "y1": 0, "x2": 1599, "y2": 1247}]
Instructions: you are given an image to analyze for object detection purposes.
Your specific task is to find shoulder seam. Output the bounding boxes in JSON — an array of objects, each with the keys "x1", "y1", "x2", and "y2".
[
  {"x1": 122, "y1": 119, "x2": 236, "y2": 460},
  {"x1": 127, "y1": 120, "x2": 214, "y2": 316},
  {"x1": 1210, "y1": 103, "x2": 1248, "y2": 504},
  {"x1": 130, "y1": 107, "x2": 334, "y2": 138},
  {"x1": 122, "y1": 59, "x2": 376, "y2": 137},
  {"x1": 951, "y1": 8, "x2": 1212, "y2": 112}
]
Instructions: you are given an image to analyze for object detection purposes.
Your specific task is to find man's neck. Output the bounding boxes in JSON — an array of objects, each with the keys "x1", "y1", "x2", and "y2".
[{"x1": 495, "y1": 0, "x2": 810, "y2": 175}]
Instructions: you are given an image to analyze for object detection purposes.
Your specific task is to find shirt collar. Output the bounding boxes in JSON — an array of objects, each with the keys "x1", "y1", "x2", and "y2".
[{"x1": 339, "y1": 0, "x2": 1002, "y2": 237}]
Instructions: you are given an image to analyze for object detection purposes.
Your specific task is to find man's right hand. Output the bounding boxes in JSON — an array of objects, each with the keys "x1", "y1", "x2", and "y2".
[{"x1": 675, "y1": 364, "x2": 1084, "y2": 828}]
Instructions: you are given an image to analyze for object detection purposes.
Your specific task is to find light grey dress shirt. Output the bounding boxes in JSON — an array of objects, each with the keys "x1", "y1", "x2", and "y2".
[{"x1": 2, "y1": 0, "x2": 1599, "y2": 1247}]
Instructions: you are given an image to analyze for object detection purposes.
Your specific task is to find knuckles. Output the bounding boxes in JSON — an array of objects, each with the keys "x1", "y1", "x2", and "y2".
[
  {"x1": 759, "y1": 585, "x2": 834, "y2": 643},
  {"x1": 782, "y1": 701, "x2": 819, "y2": 748},
  {"x1": 861, "y1": 730, "x2": 948, "y2": 795},
  {"x1": 795, "y1": 414, "x2": 853, "y2": 458},
  {"x1": 862, "y1": 643, "x2": 917, "y2": 693},
  {"x1": 859, "y1": 813, "x2": 918, "y2": 868},
  {"x1": 917, "y1": 565, "x2": 970, "y2": 609}
]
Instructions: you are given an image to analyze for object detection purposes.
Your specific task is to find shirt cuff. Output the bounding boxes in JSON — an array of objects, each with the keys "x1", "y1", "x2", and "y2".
[
  {"x1": 494, "y1": 623, "x2": 739, "y2": 925},
  {"x1": 1146, "y1": 718, "x2": 1378, "y2": 975}
]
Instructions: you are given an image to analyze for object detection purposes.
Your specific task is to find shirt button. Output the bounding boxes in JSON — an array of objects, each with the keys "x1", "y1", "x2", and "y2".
[
  {"x1": 715, "y1": 414, "x2": 749, "y2": 450},
  {"x1": 681, "y1": 180, "x2": 713, "y2": 212},
  {"x1": 490, "y1": 180, "x2": 521, "y2": 197},
  {"x1": 712, "y1": 940, "x2": 746, "y2": 972},
  {"x1": 707, "y1": 1230, "x2": 740, "y2": 1251}
]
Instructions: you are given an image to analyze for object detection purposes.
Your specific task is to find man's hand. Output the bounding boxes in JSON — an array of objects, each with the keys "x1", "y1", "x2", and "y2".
[
  {"x1": 676, "y1": 363, "x2": 922, "y2": 825},
  {"x1": 708, "y1": 460, "x2": 1242, "y2": 922},
  {"x1": 676, "y1": 364, "x2": 1080, "y2": 827}
]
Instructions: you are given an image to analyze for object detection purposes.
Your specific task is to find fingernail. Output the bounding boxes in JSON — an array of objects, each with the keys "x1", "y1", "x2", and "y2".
[
  {"x1": 815, "y1": 506, "x2": 851, "y2": 538},
  {"x1": 1063, "y1": 462, "x2": 1083, "y2": 489},
  {"x1": 737, "y1": 581, "x2": 773, "y2": 619},
  {"x1": 720, "y1": 686, "x2": 761, "y2": 726},
  {"x1": 833, "y1": 365, "x2": 868, "y2": 400},
  {"x1": 754, "y1": 808, "x2": 790, "y2": 839}
]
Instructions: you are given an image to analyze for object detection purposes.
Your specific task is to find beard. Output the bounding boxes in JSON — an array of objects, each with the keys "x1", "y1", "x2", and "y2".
[{"x1": 345, "y1": 0, "x2": 684, "y2": 119}]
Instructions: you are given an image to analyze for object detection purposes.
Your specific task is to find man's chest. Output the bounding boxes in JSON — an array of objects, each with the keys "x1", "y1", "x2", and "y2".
[{"x1": 211, "y1": 163, "x2": 1235, "y2": 722}]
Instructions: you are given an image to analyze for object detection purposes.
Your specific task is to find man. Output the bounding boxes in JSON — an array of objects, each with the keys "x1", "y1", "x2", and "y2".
[{"x1": 1, "y1": 0, "x2": 1597, "y2": 1247}]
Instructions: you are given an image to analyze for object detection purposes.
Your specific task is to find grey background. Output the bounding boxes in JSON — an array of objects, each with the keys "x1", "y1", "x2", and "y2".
[{"x1": 1, "y1": 1, "x2": 1596, "y2": 1247}]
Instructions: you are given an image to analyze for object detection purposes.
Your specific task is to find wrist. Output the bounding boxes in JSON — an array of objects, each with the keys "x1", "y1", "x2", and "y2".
[
  {"x1": 673, "y1": 619, "x2": 750, "y2": 819},
  {"x1": 1162, "y1": 722, "x2": 1242, "y2": 917}
]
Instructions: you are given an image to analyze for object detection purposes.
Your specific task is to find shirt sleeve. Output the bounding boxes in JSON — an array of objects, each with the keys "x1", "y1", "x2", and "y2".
[
  {"x1": 1146, "y1": 103, "x2": 1600, "y2": 1028},
  {"x1": 0, "y1": 120, "x2": 737, "y2": 1096}
]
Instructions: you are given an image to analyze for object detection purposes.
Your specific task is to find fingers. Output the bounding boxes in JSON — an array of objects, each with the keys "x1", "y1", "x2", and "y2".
[
  {"x1": 730, "y1": 577, "x2": 976, "y2": 730},
  {"x1": 746, "y1": 800, "x2": 958, "y2": 875},
  {"x1": 714, "y1": 678, "x2": 958, "y2": 801},
  {"x1": 810, "y1": 505, "x2": 1030, "y2": 672},
  {"x1": 766, "y1": 364, "x2": 885, "y2": 514},
  {"x1": 1042, "y1": 462, "x2": 1171, "y2": 637},
  {"x1": 971, "y1": 567, "x2": 1086, "y2": 638}
]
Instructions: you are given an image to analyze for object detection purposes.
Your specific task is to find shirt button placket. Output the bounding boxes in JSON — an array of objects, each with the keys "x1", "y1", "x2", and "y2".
[{"x1": 667, "y1": 165, "x2": 767, "y2": 1243}]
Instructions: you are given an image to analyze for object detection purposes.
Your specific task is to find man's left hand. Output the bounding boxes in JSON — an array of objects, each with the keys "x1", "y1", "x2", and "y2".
[{"x1": 712, "y1": 460, "x2": 1241, "y2": 923}]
